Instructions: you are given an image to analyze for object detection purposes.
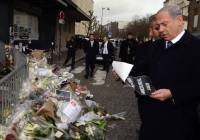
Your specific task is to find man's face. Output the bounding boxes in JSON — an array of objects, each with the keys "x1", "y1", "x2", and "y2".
[
  {"x1": 156, "y1": 11, "x2": 183, "y2": 41},
  {"x1": 149, "y1": 22, "x2": 160, "y2": 39},
  {"x1": 127, "y1": 34, "x2": 133, "y2": 39},
  {"x1": 103, "y1": 37, "x2": 107, "y2": 42},
  {"x1": 89, "y1": 35, "x2": 94, "y2": 41},
  {"x1": 151, "y1": 22, "x2": 159, "y2": 39}
]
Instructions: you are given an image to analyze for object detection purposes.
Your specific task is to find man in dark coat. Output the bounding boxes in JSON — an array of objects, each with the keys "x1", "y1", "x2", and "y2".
[
  {"x1": 63, "y1": 36, "x2": 77, "y2": 69},
  {"x1": 84, "y1": 34, "x2": 99, "y2": 79},
  {"x1": 132, "y1": 15, "x2": 160, "y2": 120},
  {"x1": 134, "y1": 15, "x2": 159, "y2": 73},
  {"x1": 101, "y1": 36, "x2": 114, "y2": 73},
  {"x1": 119, "y1": 32, "x2": 138, "y2": 64},
  {"x1": 132, "y1": 5, "x2": 200, "y2": 140}
]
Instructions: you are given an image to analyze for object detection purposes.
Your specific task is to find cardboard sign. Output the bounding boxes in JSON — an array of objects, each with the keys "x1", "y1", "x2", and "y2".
[
  {"x1": 127, "y1": 75, "x2": 155, "y2": 95},
  {"x1": 62, "y1": 99, "x2": 82, "y2": 123},
  {"x1": 56, "y1": 90, "x2": 71, "y2": 101},
  {"x1": 112, "y1": 61, "x2": 134, "y2": 82}
]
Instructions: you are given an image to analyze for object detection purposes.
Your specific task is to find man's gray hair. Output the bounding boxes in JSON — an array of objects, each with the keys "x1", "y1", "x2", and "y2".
[{"x1": 157, "y1": 5, "x2": 182, "y2": 18}]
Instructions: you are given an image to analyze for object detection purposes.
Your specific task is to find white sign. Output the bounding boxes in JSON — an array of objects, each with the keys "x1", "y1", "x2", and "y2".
[
  {"x1": 62, "y1": 99, "x2": 82, "y2": 123},
  {"x1": 13, "y1": 10, "x2": 39, "y2": 40},
  {"x1": 58, "y1": 11, "x2": 65, "y2": 24},
  {"x1": 59, "y1": 19, "x2": 65, "y2": 24},
  {"x1": 112, "y1": 61, "x2": 134, "y2": 82}
]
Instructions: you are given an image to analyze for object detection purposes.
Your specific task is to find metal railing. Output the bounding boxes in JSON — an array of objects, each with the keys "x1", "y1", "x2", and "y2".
[{"x1": 0, "y1": 46, "x2": 28, "y2": 125}]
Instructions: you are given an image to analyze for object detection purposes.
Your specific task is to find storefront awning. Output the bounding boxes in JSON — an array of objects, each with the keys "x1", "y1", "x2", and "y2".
[{"x1": 57, "y1": 0, "x2": 91, "y2": 21}]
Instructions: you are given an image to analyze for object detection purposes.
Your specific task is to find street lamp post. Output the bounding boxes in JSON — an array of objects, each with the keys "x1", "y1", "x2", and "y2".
[{"x1": 100, "y1": 7, "x2": 110, "y2": 38}]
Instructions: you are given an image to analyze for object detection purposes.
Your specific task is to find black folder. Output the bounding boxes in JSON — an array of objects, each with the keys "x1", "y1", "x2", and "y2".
[{"x1": 127, "y1": 75, "x2": 156, "y2": 95}]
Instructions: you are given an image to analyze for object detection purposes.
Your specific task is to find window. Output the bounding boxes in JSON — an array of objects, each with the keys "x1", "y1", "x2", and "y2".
[
  {"x1": 193, "y1": 15, "x2": 199, "y2": 28},
  {"x1": 13, "y1": 10, "x2": 39, "y2": 40}
]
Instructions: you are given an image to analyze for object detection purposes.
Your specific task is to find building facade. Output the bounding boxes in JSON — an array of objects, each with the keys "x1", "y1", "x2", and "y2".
[
  {"x1": 104, "y1": 22, "x2": 119, "y2": 38},
  {"x1": 118, "y1": 21, "x2": 129, "y2": 30},
  {"x1": 164, "y1": 0, "x2": 190, "y2": 29},
  {"x1": 0, "y1": 0, "x2": 90, "y2": 51},
  {"x1": 72, "y1": 0, "x2": 94, "y2": 36},
  {"x1": 187, "y1": 0, "x2": 200, "y2": 37}
]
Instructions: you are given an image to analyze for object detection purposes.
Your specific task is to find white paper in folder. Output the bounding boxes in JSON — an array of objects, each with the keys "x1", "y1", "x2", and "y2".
[{"x1": 112, "y1": 61, "x2": 134, "y2": 82}]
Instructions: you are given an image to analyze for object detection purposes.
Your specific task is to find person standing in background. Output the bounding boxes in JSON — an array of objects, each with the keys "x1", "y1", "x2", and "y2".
[
  {"x1": 101, "y1": 36, "x2": 114, "y2": 73},
  {"x1": 133, "y1": 15, "x2": 160, "y2": 74},
  {"x1": 83, "y1": 34, "x2": 99, "y2": 79},
  {"x1": 119, "y1": 32, "x2": 138, "y2": 64},
  {"x1": 63, "y1": 36, "x2": 77, "y2": 70}
]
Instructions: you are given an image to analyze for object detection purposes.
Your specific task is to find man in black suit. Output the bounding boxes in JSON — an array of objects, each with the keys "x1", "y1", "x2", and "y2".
[
  {"x1": 101, "y1": 36, "x2": 114, "y2": 73},
  {"x1": 63, "y1": 36, "x2": 77, "y2": 70},
  {"x1": 84, "y1": 34, "x2": 99, "y2": 79},
  {"x1": 119, "y1": 32, "x2": 138, "y2": 64},
  {"x1": 131, "y1": 5, "x2": 200, "y2": 140}
]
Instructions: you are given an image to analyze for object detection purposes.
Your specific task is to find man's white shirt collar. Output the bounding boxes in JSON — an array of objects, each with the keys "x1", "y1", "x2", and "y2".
[
  {"x1": 171, "y1": 30, "x2": 185, "y2": 44},
  {"x1": 166, "y1": 30, "x2": 185, "y2": 48}
]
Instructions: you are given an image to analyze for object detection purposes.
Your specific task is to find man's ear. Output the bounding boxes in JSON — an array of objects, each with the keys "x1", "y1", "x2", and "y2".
[{"x1": 176, "y1": 15, "x2": 184, "y2": 26}]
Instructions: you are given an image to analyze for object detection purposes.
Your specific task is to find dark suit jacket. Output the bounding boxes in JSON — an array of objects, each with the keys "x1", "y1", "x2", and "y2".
[
  {"x1": 133, "y1": 40, "x2": 153, "y2": 72},
  {"x1": 132, "y1": 31, "x2": 200, "y2": 140},
  {"x1": 119, "y1": 39, "x2": 138, "y2": 63},
  {"x1": 84, "y1": 40, "x2": 99, "y2": 59},
  {"x1": 66, "y1": 40, "x2": 77, "y2": 54}
]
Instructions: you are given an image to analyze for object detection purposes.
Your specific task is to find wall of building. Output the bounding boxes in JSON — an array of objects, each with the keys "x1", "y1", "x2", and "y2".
[
  {"x1": 0, "y1": 0, "x2": 58, "y2": 50},
  {"x1": 118, "y1": 21, "x2": 129, "y2": 30},
  {"x1": 72, "y1": 0, "x2": 93, "y2": 15},
  {"x1": 72, "y1": 0, "x2": 94, "y2": 36},
  {"x1": 104, "y1": 22, "x2": 119, "y2": 38},
  {"x1": 0, "y1": 0, "x2": 13, "y2": 44},
  {"x1": 55, "y1": 15, "x2": 75, "y2": 53},
  {"x1": 0, "y1": 0, "x2": 91, "y2": 53},
  {"x1": 188, "y1": 0, "x2": 200, "y2": 36}
]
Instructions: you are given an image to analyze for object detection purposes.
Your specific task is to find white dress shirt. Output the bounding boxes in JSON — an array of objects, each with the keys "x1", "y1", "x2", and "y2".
[
  {"x1": 166, "y1": 30, "x2": 185, "y2": 48},
  {"x1": 103, "y1": 41, "x2": 108, "y2": 54},
  {"x1": 90, "y1": 40, "x2": 94, "y2": 47}
]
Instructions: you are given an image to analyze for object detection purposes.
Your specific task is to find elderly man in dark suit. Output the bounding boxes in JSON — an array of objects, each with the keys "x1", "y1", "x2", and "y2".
[
  {"x1": 83, "y1": 34, "x2": 99, "y2": 79},
  {"x1": 130, "y1": 5, "x2": 200, "y2": 140}
]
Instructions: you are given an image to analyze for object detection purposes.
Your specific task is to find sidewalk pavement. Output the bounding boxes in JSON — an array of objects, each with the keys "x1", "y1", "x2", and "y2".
[{"x1": 51, "y1": 49, "x2": 85, "y2": 66}]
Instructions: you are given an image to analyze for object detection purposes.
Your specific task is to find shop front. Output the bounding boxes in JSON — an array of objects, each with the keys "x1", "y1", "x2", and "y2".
[{"x1": 0, "y1": 0, "x2": 90, "y2": 50}]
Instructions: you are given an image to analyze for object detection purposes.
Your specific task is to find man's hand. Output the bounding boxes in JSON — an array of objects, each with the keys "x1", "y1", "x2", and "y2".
[
  {"x1": 150, "y1": 89, "x2": 172, "y2": 101},
  {"x1": 112, "y1": 69, "x2": 120, "y2": 81}
]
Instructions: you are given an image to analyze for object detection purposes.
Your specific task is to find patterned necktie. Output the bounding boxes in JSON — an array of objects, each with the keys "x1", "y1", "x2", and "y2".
[{"x1": 166, "y1": 41, "x2": 173, "y2": 49}]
